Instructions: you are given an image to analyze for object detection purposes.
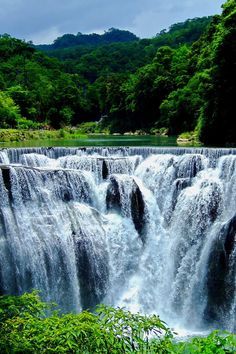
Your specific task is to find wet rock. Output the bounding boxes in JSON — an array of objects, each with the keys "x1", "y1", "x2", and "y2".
[
  {"x1": 204, "y1": 215, "x2": 236, "y2": 328},
  {"x1": 164, "y1": 178, "x2": 191, "y2": 225},
  {"x1": 177, "y1": 155, "x2": 205, "y2": 179},
  {"x1": 173, "y1": 178, "x2": 191, "y2": 206},
  {"x1": 131, "y1": 182, "x2": 145, "y2": 241},
  {"x1": 102, "y1": 160, "x2": 109, "y2": 180},
  {"x1": 106, "y1": 175, "x2": 145, "y2": 242},
  {"x1": 47, "y1": 170, "x2": 91, "y2": 204},
  {"x1": 61, "y1": 190, "x2": 72, "y2": 202},
  {"x1": 106, "y1": 176, "x2": 121, "y2": 212},
  {"x1": 203, "y1": 181, "x2": 222, "y2": 223},
  {"x1": 73, "y1": 229, "x2": 109, "y2": 310},
  {"x1": 1, "y1": 167, "x2": 11, "y2": 192},
  {"x1": 0, "y1": 167, "x2": 13, "y2": 202}
]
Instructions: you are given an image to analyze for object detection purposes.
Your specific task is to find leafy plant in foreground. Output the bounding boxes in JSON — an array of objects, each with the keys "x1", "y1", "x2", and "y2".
[
  {"x1": 0, "y1": 292, "x2": 172, "y2": 353},
  {"x1": 173, "y1": 331, "x2": 236, "y2": 354},
  {"x1": 0, "y1": 292, "x2": 236, "y2": 353}
]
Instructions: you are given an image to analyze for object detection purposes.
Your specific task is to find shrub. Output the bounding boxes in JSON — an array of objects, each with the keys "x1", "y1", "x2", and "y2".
[
  {"x1": 16, "y1": 117, "x2": 42, "y2": 130},
  {"x1": 173, "y1": 331, "x2": 236, "y2": 353},
  {"x1": 0, "y1": 292, "x2": 235, "y2": 353},
  {"x1": 77, "y1": 121, "x2": 99, "y2": 134},
  {"x1": 0, "y1": 292, "x2": 172, "y2": 353}
]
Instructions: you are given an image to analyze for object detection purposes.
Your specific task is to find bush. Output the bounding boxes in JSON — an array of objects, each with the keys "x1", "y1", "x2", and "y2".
[
  {"x1": 58, "y1": 128, "x2": 66, "y2": 138},
  {"x1": 16, "y1": 117, "x2": 42, "y2": 130},
  {"x1": 77, "y1": 121, "x2": 99, "y2": 134},
  {"x1": 0, "y1": 292, "x2": 235, "y2": 353},
  {"x1": 0, "y1": 292, "x2": 172, "y2": 353},
  {"x1": 174, "y1": 331, "x2": 236, "y2": 353}
]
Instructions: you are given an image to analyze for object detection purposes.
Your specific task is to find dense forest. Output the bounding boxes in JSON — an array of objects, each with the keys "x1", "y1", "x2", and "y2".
[{"x1": 0, "y1": 0, "x2": 235, "y2": 145}]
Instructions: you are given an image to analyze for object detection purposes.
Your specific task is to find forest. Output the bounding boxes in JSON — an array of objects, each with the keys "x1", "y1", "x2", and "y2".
[{"x1": 0, "y1": 0, "x2": 235, "y2": 145}]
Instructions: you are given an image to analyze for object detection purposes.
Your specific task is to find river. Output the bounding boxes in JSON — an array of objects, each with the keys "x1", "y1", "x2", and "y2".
[{"x1": 0, "y1": 134, "x2": 178, "y2": 148}]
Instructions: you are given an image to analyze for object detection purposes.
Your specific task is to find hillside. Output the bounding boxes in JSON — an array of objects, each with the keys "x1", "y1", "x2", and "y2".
[
  {"x1": 36, "y1": 28, "x2": 139, "y2": 51},
  {"x1": 0, "y1": 1, "x2": 235, "y2": 145},
  {"x1": 40, "y1": 17, "x2": 212, "y2": 82}
]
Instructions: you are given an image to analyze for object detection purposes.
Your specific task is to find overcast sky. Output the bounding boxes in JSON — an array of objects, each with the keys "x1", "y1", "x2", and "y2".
[{"x1": 0, "y1": 0, "x2": 224, "y2": 44}]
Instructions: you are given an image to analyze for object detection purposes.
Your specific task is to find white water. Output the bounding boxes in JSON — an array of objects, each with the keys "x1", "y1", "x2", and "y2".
[{"x1": 0, "y1": 147, "x2": 236, "y2": 332}]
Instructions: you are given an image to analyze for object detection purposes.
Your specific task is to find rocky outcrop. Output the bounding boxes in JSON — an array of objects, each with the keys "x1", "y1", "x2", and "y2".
[
  {"x1": 204, "y1": 215, "x2": 236, "y2": 327},
  {"x1": 102, "y1": 160, "x2": 109, "y2": 180},
  {"x1": 131, "y1": 183, "x2": 145, "y2": 238},
  {"x1": 106, "y1": 175, "x2": 145, "y2": 242},
  {"x1": 164, "y1": 177, "x2": 191, "y2": 225},
  {"x1": 73, "y1": 228, "x2": 109, "y2": 310},
  {"x1": 1, "y1": 167, "x2": 11, "y2": 192},
  {"x1": 106, "y1": 176, "x2": 121, "y2": 212},
  {"x1": 43, "y1": 170, "x2": 92, "y2": 204},
  {"x1": 0, "y1": 166, "x2": 13, "y2": 202}
]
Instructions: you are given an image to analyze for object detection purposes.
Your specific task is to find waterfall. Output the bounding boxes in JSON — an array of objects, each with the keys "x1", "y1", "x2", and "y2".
[{"x1": 0, "y1": 147, "x2": 236, "y2": 331}]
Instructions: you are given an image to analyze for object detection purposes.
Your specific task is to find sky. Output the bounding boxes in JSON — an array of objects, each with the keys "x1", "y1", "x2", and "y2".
[{"x1": 0, "y1": 0, "x2": 224, "y2": 44}]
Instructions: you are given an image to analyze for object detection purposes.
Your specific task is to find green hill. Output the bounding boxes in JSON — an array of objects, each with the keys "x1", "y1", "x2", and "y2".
[{"x1": 0, "y1": 1, "x2": 235, "y2": 145}]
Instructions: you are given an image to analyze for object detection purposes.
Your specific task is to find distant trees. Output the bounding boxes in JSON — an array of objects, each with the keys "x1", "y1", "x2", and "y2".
[
  {"x1": 0, "y1": 36, "x2": 92, "y2": 128},
  {"x1": 1, "y1": 17, "x2": 208, "y2": 130},
  {"x1": 42, "y1": 28, "x2": 139, "y2": 50},
  {"x1": 0, "y1": 3, "x2": 235, "y2": 145}
]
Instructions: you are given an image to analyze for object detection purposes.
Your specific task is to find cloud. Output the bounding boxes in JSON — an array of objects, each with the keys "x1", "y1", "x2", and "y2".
[
  {"x1": 131, "y1": 0, "x2": 223, "y2": 38},
  {"x1": 29, "y1": 27, "x2": 62, "y2": 45},
  {"x1": 0, "y1": 0, "x2": 223, "y2": 43}
]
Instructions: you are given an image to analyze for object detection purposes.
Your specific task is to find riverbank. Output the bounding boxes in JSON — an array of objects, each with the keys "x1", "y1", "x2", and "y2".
[
  {"x1": 177, "y1": 131, "x2": 202, "y2": 146},
  {"x1": 0, "y1": 128, "x2": 202, "y2": 148},
  {"x1": 0, "y1": 129, "x2": 87, "y2": 143},
  {"x1": 0, "y1": 134, "x2": 178, "y2": 148}
]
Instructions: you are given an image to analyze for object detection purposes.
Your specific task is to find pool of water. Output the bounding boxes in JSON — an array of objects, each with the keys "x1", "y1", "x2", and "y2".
[{"x1": 0, "y1": 135, "x2": 180, "y2": 148}]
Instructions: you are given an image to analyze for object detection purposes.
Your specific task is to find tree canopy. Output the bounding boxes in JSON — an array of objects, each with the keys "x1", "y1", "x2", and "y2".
[{"x1": 0, "y1": 2, "x2": 235, "y2": 146}]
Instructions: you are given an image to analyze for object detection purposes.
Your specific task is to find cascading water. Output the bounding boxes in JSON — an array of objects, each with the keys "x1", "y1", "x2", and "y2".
[{"x1": 0, "y1": 147, "x2": 236, "y2": 332}]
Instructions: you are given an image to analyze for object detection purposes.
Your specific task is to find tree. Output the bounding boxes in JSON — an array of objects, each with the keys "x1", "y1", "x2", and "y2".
[
  {"x1": 0, "y1": 91, "x2": 22, "y2": 128},
  {"x1": 198, "y1": 0, "x2": 236, "y2": 145}
]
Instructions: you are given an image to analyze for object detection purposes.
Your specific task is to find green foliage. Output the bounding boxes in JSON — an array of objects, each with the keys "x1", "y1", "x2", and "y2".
[
  {"x1": 0, "y1": 91, "x2": 22, "y2": 128},
  {"x1": 173, "y1": 331, "x2": 236, "y2": 353},
  {"x1": 0, "y1": 292, "x2": 236, "y2": 353},
  {"x1": 77, "y1": 121, "x2": 99, "y2": 134},
  {"x1": 154, "y1": 17, "x2": 213, "y2": 48},
  {"x1": 38, "y1": 28, "x2": 138, "y2": 51},
  {"x1": 160, "y1": 70, "x2": 211, "y2": 134},
  {"x1": 0, "y1": 291, "x2": 51, "y2": 324},
  {"x1": 0, "y1": 128, "x2": 86, "y2": 142},
  {"x1": 0, "y1": 292, "x2": 172, "y2": 353},
  {"x1": 0, "y1": 5, "x2": 234, "y2": 144},
  {"x1": 16, "y1": 118, "x2": 42, "y2": 129},
  {"x1": 198, "y1": 0, "x2": 236, "y2": 145},
  {"x1": 157, "y1": 0, "x2": 236, "y2": 145},
  {"x1": 0, "y1": 36, "x2": 91, "y2": 129}
]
